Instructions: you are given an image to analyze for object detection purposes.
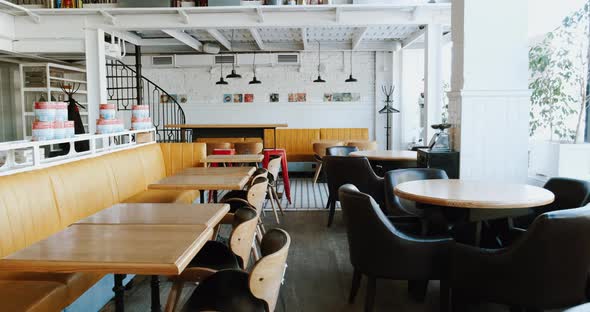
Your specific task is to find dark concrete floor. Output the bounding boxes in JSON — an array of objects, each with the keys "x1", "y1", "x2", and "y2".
[{"x1": 100, "y1": 211, "x2": 565, "y2": 312}]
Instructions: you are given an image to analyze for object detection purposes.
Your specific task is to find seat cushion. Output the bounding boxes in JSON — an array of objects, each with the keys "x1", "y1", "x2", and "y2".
[
  {"x1": 0, "y1": 280, "x2": 68, "y2": 312},
  {"x1": 0, "y1": 272, "x2": 104, "y2": 306},
  {"x1": 123, "y1": 189, "x2": 199, "y2": 204}
]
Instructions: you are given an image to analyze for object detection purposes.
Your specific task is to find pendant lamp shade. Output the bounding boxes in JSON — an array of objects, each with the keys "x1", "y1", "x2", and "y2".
[
  {"x1": 226, "y1": 30, "x2": 242, "y2": 79},
  {"x1": 314, "y1": 41, "x2": 325, "y2": 83},
  {"x1": 216, "y1": 59, "x2": 228, "y2": 85},
  {"x1": 249, "y1": 53, "x2": 262, "y2": 84},
  {"x1": 345, "y1": 51, "x2": 358, "y2": 82}
]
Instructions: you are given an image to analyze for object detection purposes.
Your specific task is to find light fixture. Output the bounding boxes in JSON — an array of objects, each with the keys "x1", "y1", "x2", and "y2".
[
  {"x1": 249, "y1": 53, "x2": 261, "y2": 84},
  {"x1": 345, "y1": 50, "x2": 358, "y2": 83},
  {"x1": 216, "y1": 57, "x2": 228, "y2": 85},
  {"x1": 313, "y1": 41, "x2": 326, "y2": 83},
  {"x1": 226, "y1": 30, "x2": 242, "y2": 79}
]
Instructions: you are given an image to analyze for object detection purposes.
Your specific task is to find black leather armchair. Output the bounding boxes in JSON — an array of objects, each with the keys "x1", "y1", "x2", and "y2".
[
  {"x1": 326, "y1": 146, "x2": 359, "y2": 156},
  {"x1": 451, "y1": 205, "x2": 590, "y2": 311},
  {"x1": 339, "y1": 184, "x2": 453, "y2": 312},
  {"x1": 324, "y1": 156, "x2": 384, "y2": 227},
  {"x1": 384, "y1": 168, "x2": 449, "y2": 217}
]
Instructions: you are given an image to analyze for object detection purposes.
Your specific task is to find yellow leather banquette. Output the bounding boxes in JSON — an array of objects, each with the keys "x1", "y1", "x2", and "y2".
[
  {"x1": 0, "y1": 142, "x2": 206, "y2": 311},
  {"x1": 263, "y1": 128, "x2": 369, "y2": 162}
]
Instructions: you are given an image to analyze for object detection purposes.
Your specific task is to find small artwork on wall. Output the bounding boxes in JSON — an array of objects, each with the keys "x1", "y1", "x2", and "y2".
[
  {"x1": 323, "y1": 93, "x2": 333, "y2": 102},
  {"x1": 223, "y1": 94, "x2": 232, "y2": 103},
  {"x1": 289, "y1": 93, "x2": 306, "y2": 102},
  {"x1": 244, "y1": 94, "x2": 254, "y2": 103},
  {"x1": 329, "y1": 92, "x2": 361, "y2": 102},
  {"x1": 270, "y1": 93, "x2": 279, "y2": 103},
  {"x1": 233, "y1": 94, "x2": 243, "y2": 103}
]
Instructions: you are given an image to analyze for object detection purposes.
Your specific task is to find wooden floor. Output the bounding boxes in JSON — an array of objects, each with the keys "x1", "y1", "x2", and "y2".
[{"x1": 100, "y1": 210, "x2": 553, "y2": 312}]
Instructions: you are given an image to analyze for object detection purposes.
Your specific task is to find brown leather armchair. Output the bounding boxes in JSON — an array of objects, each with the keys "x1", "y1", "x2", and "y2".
[
  {"x1": 451, "y1": 205, "x2": 590, "y2": 311},
  {"x1": 324, "y1": 156, "x2": 383, "y2": 227},
  {"x1": 339, "y1": 184, "x2": 453, "y2": 312}
]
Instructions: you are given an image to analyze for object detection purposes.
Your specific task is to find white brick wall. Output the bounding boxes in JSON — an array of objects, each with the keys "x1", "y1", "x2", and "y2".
[{"x1": 137, "y1": 51, "x2": 379, "y2": 140}]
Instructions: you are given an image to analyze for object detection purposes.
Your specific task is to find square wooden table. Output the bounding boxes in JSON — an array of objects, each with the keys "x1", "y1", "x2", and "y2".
[
  {"x1": 0, "y1": 224, "x2": 214, "y2": 312},
  {"x1": 148, "y1": 175, "x2": 249, "y2": 191},
  {"x1": 202, "y1": 154, "x2": 264, "y2": 166},
  {"x1": 75, "y1": 203, "x2": 230, "y2": 228},
  {"x1": 179, "y1": 166, "x2": 256, "y2": 177}
]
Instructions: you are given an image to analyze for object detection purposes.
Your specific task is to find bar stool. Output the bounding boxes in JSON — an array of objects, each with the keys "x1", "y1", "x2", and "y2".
[{"x1": 262, "y1": 149, "x2": 292, "y2": 204}]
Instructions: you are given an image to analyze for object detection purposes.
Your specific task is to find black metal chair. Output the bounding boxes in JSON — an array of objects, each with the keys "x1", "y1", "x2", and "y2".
[
  {"x1": 323, "y1": 156, "x2": 383, "y2": 227},
  {"x1": 339, "y1": 184, "x2": 452, "y2": 312},
  {"x1": 326, "y1": 146, "x2": 359, "y2": 156},
  {"x1": 451, "y1": 205, "x2": 590, "y2": 311}
]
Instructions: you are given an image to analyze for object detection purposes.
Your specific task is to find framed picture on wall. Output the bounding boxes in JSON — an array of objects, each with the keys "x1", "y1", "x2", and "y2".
[
  {"x1": 244, "y1": 94, "x2": 254, "y2": 103},
  {"x1": 233, "y1": 94, "x2": 243, "y2": 103},
  {"x1": 270, "y1": 93, "x2": 279, "y2": 102},
  {"x1": 289, "y1": 93, "x2": 306, "y2": 102},
  {"x1": 223, "y1": 94, "x2": 232, "y2": 103},
  {"x1": 323, "y1": 93, "x2": 333, "y2": 102}
]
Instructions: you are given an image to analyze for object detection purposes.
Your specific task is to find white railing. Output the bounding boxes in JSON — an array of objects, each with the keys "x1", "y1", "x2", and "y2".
[{"x1": 0, "y1": 128, "x2": 156, "y2": 176}]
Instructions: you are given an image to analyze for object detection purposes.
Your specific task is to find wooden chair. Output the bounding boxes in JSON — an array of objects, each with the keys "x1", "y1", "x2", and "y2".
[
  {"x1": 267, "y1": 156, "x2": 285, "y2": 223},
  {"x1": 180, "y1": 229, "x2": 291, "y2": 312},
  {"x1": 347, "y1": 140, "x2": 378, "y2": 151},
  {"x1": 165, "y1": 207, "x2": 260, "y2": 312},
  {"x1": 312, "y1": 141, "x2": 344, "y2": 184},
  {"x1": 206, "y1": 142, "x2": 232, "y2": 156},
  {"x1": 235, "y1": 142, "x2": 264, "y2": 155}
]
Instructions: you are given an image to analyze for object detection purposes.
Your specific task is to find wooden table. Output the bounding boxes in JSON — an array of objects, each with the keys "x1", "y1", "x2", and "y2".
[
  {"x1": 179, "y1": 166, "x2": 256, "y2": 177},
  {"x1": 0, "y1": 224, "x2": 214, "y2": 312},
  {"x1": 165, "y1": 123, "x2": 288, "y2": 147},
  {"x1": 75, "y1": 203, "x2": 230, "y2": 228},
  {"x1": 350, "y1": 150, "x2": 418, "y2": 161},
  {"x1": 202, "y1": 154, "x2": 265, "y2": 166},
  {"x1": 394, "y1": 179, "x2": 555, "y2": 245},
  {"x1": 148, "y1": 174, "x2": 249, "y2": 204}
]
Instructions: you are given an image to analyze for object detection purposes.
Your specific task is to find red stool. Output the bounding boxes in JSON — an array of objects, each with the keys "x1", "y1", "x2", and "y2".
[{"x1": 263, "y1": 149, "x2": 292, "y2": 204}]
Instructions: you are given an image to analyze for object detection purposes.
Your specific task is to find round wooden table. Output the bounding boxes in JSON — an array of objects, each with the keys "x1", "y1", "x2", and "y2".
[
  {"x1": 393, "y1": 179, "x2": 555, "y2": 246},
  {"x1": 349, "y1": 150, "x2": 418, "y2": 161}
]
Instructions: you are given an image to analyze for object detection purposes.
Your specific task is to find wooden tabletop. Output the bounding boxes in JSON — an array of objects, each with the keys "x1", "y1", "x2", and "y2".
[
  {"x1": 202, "y1": 154, "x2": 265, "y2": 164},
  {"x1": 349, "y1": 150, "x2": 417, "y2": 161},
  {"x1": 179, "y1": 166, "x2": 256, "y2": 176},
  {"x1": 165, "y1": 124, "x2": 288, "y2": 129},
  {"x1": 394, "y1": 179, "x2": 555, "y2": 209},
  {"x1": 148, "y1": 174, "x2": 249, "y2": 191},
  {"x1": 75, "y1": 203, "x2": 230, "y2": 227},
  {"x1": 0, "y1": 224, "x2": 213, "y2": 275}
]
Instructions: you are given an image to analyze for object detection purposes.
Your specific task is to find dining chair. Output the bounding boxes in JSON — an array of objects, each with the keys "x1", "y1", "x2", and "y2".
[
  {"x1": 339, "y1": 184, "x2": 452, "y2": 312},
  {"x1": 451, "y1": 205, "x2": 590, "y2": 311},
  {"x1": 312, "y1": 141, "x2": 344, "y2": 184},
  {"x1": 179, "y1": 228, "x2": 291, "y2": 312},
  {"x1": 165, "y1": 207, "x2": 260, "y2": 312},
  {"x1": 323, "y1": 156, "x2": 383, "y2": 227},
  {"x1": 266, "y1": 156, "x2": 285, "y2": 223},
  {"x1": 234, "y1": 142, "x2": 264, "y2": 155},
  {"x1": 346, "y1": 140, "x2": 378, "y2": 151},
  {"x1": 326, "y1": 146, "x2": 359, "y2": 156},
  {"x1": 206, "y1": 142, "x2": 232, "y2": 156}
]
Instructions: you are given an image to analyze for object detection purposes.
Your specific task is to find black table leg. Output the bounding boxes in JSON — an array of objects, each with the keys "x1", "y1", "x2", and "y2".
[
  {"x1": 213, "y1": 190, "x2": 218, "y2": 203},
  {"x1": 113, "y1": 274, "x2": 126, "y2": 312},
  {"x1": 200, "y1": 190, "x2": 205, "y2": 203},
  {"x1": 151, "y1": 275, "x2": 161, "y2": 312}
]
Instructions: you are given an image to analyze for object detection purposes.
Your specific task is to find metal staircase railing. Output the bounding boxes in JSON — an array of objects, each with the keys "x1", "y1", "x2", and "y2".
[{"x1": 106, "y1": 59, "x2": 186, "y2": 142}]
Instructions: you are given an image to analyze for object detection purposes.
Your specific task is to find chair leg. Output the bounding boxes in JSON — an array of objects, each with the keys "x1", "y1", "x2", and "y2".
[
  {"x1": 272, "y1": 186, "x2": 285, "y2": 216},
  {"x1": 348, "y1": 269, "x2": 362, "y2": 304},
  {"x1": 252, "y1": 240, "x2": 261, "y2": 261},
  {"x1": 327, "y1": 199, "x2": 336, "y2": 227},
  {"x1": 164, "y1": 280, "x2": 184, "y2": 312},
  {"x1": 364, "y1": 276, "x2": 376, "y2": 312},
  {"x1": 267, "y1": 186, "x2": 281, "y2": 224},
  {"x1": 312, "y1": 162, "x2": 322, "y2": 184}
]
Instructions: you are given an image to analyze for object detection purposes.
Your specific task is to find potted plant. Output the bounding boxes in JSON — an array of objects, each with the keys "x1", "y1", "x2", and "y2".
[{"x1": 529, "y1": 2, "x2": 590, "y2": 180}]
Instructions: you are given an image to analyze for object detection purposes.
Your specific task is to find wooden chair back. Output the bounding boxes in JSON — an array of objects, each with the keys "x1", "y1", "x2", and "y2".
[
  {"x1": 249, "y1": 228, "x2": 291, "y2": 312},
  {"x1": 235, "y1": 142, "x2": 264, "y2": 155},
  {"x1": 267, "y1": 156, "x2": 282, "y2": 182},
  {"x1": 313, "y1": 141, "x2": 344, "y2": 157},
  {"x1": 230, "y1": 207, "x2": 260, "y2": 268},
  {"x1": 248, "y1": 177, "x2": 269, "y2": 214},
  {"x1": 206, "y1": 142, "x2": 232, "y2": 155},
  {"x1": 347, "y1": 140, "x2": 378, "y2": 151}
]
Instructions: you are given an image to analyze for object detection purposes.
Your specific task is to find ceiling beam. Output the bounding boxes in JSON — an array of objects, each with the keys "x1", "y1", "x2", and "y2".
[
  {"x1": 402, "y1": 27, "x2": 425, "y2": 49},
  {"x1": 335, "y1": 7, "x2": 342, "y2": 23},
  {"x1": 249, "y1": 28, "x2": 265, "y2": 50},
  {"x1": 109, "y1": 30, "x2": 142, "y2": 46},
  {"x1": 352, "y1": 27, "x2": 368, "y2": 50},
  {"x1": 207, "y1": 29, "x2": 231, "y2": 50},
  {"x1": 162, "y1": 29, "x2": 202, "y2": 51},
  {"x1": 99, "y1": 10, "x2": 116, "y2": 25},
  {"x1": 301, "y1": 28, "x2": 308, "y2": 51}
]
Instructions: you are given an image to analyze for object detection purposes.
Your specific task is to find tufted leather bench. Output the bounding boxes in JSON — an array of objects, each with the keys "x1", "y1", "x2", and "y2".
[{"x1": 0, "y1": 142, "x2": 207, "y2": 311}]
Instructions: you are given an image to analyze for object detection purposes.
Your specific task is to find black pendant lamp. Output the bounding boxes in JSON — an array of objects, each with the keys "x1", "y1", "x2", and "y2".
[
  {"x1": 216, "y1": 58, "x2": 228, "y2": 85},
  {"x1": 249, "y1": 53, "x2": 261, "y2": 84},
  {"x1": 313, "y1": 41, "x2": 326, "y2": 83},
  {"x1": 345, "y1": 50, "x2": 358, "y2": 83},
  {"x1": 226, "y1": 30, "x2": 242, "y2": 79}
]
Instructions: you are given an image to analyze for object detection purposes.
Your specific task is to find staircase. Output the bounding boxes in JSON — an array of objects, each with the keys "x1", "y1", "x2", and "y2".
[{"x1": 105, "y1": 59, "x2": 186, "y2": 142}]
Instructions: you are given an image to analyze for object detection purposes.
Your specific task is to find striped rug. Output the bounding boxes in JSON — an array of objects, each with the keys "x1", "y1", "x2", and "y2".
[{"x1": 264, "y1": 177, "x2": 339, "y2": 211}]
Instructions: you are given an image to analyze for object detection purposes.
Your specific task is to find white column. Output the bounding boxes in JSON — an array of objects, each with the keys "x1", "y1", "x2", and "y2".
[
  {"x1": 84, "y1": 28, "x2": 108, "y2": 135},
  {"x1": 423, "y1": 24, "x2": 443, "y2": 143},
  {"x1": 449, "y1": 0, "x2": 530, "y2": 182},
  {"x1": 391, "y1": 48, "x2": 403, "y2": 150}
]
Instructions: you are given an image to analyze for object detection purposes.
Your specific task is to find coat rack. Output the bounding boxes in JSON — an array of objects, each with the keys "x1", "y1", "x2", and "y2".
[
  {"x1": 378, "y1": 85, "x2": 400, "y2": 150},
  {"x1": 60, "y1": 82, "x2": 89, "y2": 152}
]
